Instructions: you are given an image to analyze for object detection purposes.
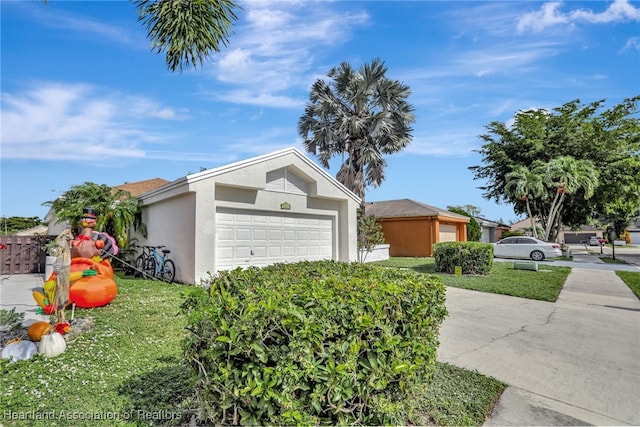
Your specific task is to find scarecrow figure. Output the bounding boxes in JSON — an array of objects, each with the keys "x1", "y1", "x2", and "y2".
[{"x1": 50, "y1": 229, "x2": 74, "y2": 323}]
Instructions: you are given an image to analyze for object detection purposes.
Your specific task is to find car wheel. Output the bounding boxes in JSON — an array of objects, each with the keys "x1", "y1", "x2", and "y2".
[{"x1": 530, "y1": 250, "x2": 545, "y2": 261}]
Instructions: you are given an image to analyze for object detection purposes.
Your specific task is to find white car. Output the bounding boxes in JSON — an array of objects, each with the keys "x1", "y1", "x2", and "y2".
[{"x1": 493, "y1": 237, "x2": 562, "y2": 261}]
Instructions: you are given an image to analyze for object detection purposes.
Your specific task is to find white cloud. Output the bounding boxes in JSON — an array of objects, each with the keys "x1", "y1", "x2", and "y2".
[
  {"x1": 0, "y1": 82, "x2": 189, "y2": 161},
  {"x1": 620, "y1": 36, "x2": 640, "y2": 52},
  {"x1": 204, "y1": 1, "x2": 369, "y2": 108},
  {"x1": 518, "y1": 0, "x2": 640, "y2": 33},
  {"x1": 405, "y1": 127, "x2": 481, "y2": 157},
  {"x1": 16, "y1": 2, "x2": 145, "y2": 48}
]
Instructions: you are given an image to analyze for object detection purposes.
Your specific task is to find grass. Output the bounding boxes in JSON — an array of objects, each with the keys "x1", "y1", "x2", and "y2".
[
  {"x1": 616, "y1": 271, "x2": 640, "y2": 299},
  {"x1": 0, "y1": 273, "x2": 504, "y2": 427},
  {"x1": 600, "y1": 256, "x2": 627, "y2": 264},
  {"x1": 417, "y1": 363, "x2": 505, "y2": 426},
  {"x1": 374, "y1": 258, "x2": 571, "y2": 302}
]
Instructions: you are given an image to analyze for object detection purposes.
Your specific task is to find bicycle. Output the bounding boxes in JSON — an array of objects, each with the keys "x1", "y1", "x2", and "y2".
[
  {"x1": 145, "y1": 245, "x2": 176, "y2": 283},
  {"x1": 133, "y1": 244, "x2": 152, "y2": 278}
]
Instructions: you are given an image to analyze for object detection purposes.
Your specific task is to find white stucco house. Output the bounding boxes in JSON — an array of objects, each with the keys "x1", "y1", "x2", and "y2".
[{"x1": 137, "y1": 147, "x2": 361, "y2": 284}]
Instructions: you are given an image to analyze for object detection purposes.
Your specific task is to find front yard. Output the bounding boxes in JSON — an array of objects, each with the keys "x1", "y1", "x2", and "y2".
[
  {"x1": 616, "y1": 271, "x2": 640, "y2": 299},
  {"x1": 374, "y1": 258, "x2": 571, "y2": 302},
  {"x1": 1, "y1": 271, "x2": 504, "y2": 426}
]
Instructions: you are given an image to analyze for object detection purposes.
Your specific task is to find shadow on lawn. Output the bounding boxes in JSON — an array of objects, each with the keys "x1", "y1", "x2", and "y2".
[{"x1": 117, "y1": 356, "x2": 197, "y2": 426}]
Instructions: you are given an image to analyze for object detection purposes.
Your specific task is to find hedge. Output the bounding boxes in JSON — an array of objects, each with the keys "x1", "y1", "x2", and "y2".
[
  {"x1": 181, "y1": 261, "x2": 447, "y2": 426},
  {"x1": 433, "y1": 242, "x2": 494, "y2": 275}
]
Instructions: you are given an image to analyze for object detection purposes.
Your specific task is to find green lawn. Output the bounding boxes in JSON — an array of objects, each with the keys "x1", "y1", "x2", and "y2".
[
  {"x1": 600, "y1": 256, "x2": 628, "y2": 264},
  {"x1": 616, "y1": 271, "x2": 640, "y2": 299},
  {"x1": 374, "y1": 258, "x2": 571, "y2": 302},
  {"x1": 1, "y1": 273, "x2": 504, "y2": 426}
]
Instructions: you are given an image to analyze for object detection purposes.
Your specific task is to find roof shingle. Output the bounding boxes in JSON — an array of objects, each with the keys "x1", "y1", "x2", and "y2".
[{"x1": 364, "y1": 199, "x2": 469, "y2": 221}]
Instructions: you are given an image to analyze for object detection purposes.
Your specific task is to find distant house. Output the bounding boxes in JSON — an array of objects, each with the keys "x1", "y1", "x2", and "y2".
[
  {"x1": 45, "y1": 178, "x2": 170, "y2": 235},
  {"x1": 627, "y1": 221, "x2": 640, "y2": 244},
  {"x1": 15, "y1": 225, "x2": 49, "y2": 236},
  {"x1": 113, "y1": 178, "x2": 171, "y2": 198},
  {"x1": 363, "y1": 199, "x2": 469, "y2": 257},
  {"x1": 510, "y1": 217, "x2": 604, "y2": 243},
  {"x1": 475, "y1": 217, "x2": 509, "y2": 243}
]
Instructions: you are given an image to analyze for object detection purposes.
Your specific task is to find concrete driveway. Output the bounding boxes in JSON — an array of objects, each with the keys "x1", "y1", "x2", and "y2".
[{"x1": 438, "y1": 268, "x2": 640, "y2": 425}]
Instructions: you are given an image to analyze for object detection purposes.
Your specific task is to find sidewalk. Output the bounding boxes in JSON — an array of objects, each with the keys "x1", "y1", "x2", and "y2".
[
  {"x1": 438, "y1": 268, "x2": 640, "y2": 426},
  {"x1": 0, "y1": 274, "x2": 50, "y2": 326}
]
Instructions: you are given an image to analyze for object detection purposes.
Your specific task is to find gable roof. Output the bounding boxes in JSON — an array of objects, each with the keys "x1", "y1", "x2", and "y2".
[
  {"x1": 113, "y1": 178, "x2": 170, "y2": 197},
  {"x1": 139, "y1": 147, "x2": 361, "y2": 204},
  {"x1": 364, "y1": 199, "x2": 469, "y2": 221}
]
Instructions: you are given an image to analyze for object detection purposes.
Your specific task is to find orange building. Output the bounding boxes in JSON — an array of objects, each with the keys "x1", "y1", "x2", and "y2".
[{"x1": 364, "y1": 199, "x2": 469, "y2": 257}]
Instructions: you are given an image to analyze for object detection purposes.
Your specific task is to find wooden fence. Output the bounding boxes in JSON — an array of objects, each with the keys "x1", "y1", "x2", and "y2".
[{"x1": 0, "y1": 235, "x2": 56, "y2": 275}]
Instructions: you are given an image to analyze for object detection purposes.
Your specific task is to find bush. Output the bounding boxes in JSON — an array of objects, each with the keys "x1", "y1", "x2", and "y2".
[
  {"x1": 499, "y1": 230, "x2": 524, "y2": 239},
  {"x1": 433, "y1": 242, "x2": 493, "y2": 275},
  {"x1": 181, "y1": 261, "x2": 447, "y2": 426}
]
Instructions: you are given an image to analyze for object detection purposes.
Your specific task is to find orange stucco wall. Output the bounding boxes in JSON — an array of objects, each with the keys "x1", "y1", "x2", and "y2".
[{"x1": 379, "y1": 216, "x2": 468, "y2": 257}]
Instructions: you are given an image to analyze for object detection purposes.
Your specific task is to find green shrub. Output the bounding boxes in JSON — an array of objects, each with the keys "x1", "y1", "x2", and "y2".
[
  {"x1": 500, "y1": 230, "x2": 525, "y2": 239},
  {"x1": 181, "y1": 261, "x2": 447, "y2": 426},
  {"x1": 433, "y1": 242, "x2": 494, "y2": 275},
  {"x1": 447, "y1": 207, "x2": 481, "y2": 241}
]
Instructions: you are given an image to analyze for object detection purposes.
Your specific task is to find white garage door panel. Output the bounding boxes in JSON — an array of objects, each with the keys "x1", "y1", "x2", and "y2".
[
  {"x1": 216, "y1": 208, "x2": 334, "y2": 270},
  {"x1": 439, "y1": 224, "x2": 458, "y2": 242}
]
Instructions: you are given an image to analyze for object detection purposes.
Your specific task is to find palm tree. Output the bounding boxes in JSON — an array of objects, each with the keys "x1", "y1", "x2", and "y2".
[
  {"x1": 298, "y1": 58, "x2": 415, "y2": 203},
  {"x1": 43, "y1": 182, "x2": 140, "y2": 248},
  {"x1": 505, "y1": 165, "x2": 545, "y2": 238},
  {"x1": 542, "y1": 156, "x2": 599, "y2": 241},
  {"x1": 134, "y1": 0, "x2": 239, "y2": 72}
]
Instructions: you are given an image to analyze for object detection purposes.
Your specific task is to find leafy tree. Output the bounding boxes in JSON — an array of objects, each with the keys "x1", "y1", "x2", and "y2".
[
  {"x1": 447, "y1": 207, "x2": 481, "y2": 242},
  {"x1": 447, "y1": 204, "x2": 482, "y2": 217},
  {"x1": 470, "y1": 97, "x2": 640, "y2": 241},
  {"x1": 134, "y1": 0, "x2": 239, "y2": 72},
  {"x1": 41, "y1": 0, "x2": 240, "y2": 73},
  {"x1": 541, "y1": 156, "x2": 599, "y2": 241},
  {"x1": 0, "y1": 216, "x2": 45, "y2": 235},
  {"x1": 298, "y1": 58, "x2": 415, "y2": 204},
  {"x1": 504, "y1": 165, "x2": 544, "y2": 238},
  {"x1": 356, "y1": 210, "x2": 385, "y2": 263},
  {"x1": 43, "y1": 182, "x2": 140, "y2": 248}
]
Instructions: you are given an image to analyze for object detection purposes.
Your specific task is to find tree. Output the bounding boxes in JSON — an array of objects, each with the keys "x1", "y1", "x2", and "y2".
[
  {"x1": 541, "y1": 156, "x2": 599, "y2": 241},
  {"x1": 134, "y1": 0, "x2": 239, "y2": 72},
  {"x1": 504, "y1": 165, "x2": 545, "y2": 238},
  {"x1": 41, "y1": 0, "x2": 239, "y2": 73},
  {"x1": 43, "y1": 182, "x2": 140, "y2": 248},
  {"x1": 356, "y1": 210, "x2": 385, "y2": 263},
  {"x1": 0, "y1": 216, "x2": 45, "y2": 235},
  {"x1": 470, "y1": 97, "x2": 640, "y2": 241},
  {"x1": 447, "y1": 207, "x2": 481, "y2": 241},
  {"x1": 298, "y1": 58, "x2": 415, "y2": 203},
  {"x1": 447, "y1": 204, "x2": 482, "y2": 217}
]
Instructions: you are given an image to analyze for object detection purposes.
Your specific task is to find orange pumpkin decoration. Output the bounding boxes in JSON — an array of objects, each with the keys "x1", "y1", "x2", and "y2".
[{"x1": 27, "y1": 321, "x2": 52, "y2": 342}]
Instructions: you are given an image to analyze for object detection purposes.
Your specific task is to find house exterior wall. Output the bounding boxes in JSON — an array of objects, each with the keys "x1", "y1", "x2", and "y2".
[
  {"x1": 138, "y1": 148, "x2": 360, "y2": 284},
  {"x1": 379, "y1": 216, "x2": 468, "y2": 257},
  {"x1": 141, "y1": 192, "x2": 196, "y2": 284},
  {"x1": 379, "y1": 217, "x2": 435, "y2": 257}
]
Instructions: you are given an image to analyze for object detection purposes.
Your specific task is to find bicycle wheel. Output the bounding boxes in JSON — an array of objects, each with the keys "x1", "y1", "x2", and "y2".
[
  {"x1": 159, "y1": 259, "x2": 175, "y2": 283},
  {"x1": 134, "y1": 255, "x2": 146, "y2": 277},
  {"x1": 143, "y1": 257, "x2": 156, "y2": 279}
]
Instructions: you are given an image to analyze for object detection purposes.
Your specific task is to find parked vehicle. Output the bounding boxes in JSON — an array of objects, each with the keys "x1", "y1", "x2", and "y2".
[
  {"x1": 493, "y1": 236, "x2": 562, "y2": 261},
  {"x1": 588, "y1": 236, "x2": 606, "y2": 246}
]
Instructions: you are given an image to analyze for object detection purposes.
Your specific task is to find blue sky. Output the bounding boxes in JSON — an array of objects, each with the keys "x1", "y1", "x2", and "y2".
[{"x1": 1, "y1": 0, "x2": 639, "y2": 224}]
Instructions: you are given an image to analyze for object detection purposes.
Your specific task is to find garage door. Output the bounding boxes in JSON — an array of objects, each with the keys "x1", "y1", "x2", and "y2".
[
  {"x1": 439, "y1": 224, "x2": 458, "y2": 242},
  {"x1": 216, "y1": 208, "x2": 334, "y2": 271},
  {"x1": 563, "y1": 233, "x2": 594, "y2": 244}
]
